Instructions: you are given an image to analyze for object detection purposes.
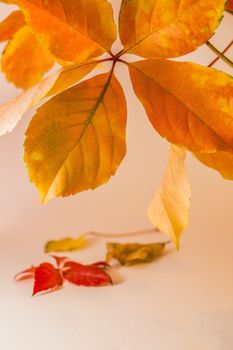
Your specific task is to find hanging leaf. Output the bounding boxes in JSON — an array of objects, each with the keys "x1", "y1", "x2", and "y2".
[
  {"x1": 24, "y1": 71, "x2": 127, "y2": 203},
  {"x1": 0, "y1": 61, "x2": 97, "y2": 136},
  {"x1": 106, "y1": 242, "x2": 166, "y2": 266},
  {"x1": 119, "y1": 0, "x2": 225, "y2": 58},
  {"x1": 63, "y1": 261, "x2": 112, "y2": 287},
  {"x1": 0, "y1": 10, "x2": 25, "y2": 42},
  {"x1": 128, "y1": 59, "x2": 233, "y2": 153},
  {"x1": 148, "y1": 145, "x2": 191, "y2": 248},
  {"x1": 194, "y1": 151, "x2": 233, "y2": 180},
  {"x1": 2, "y1": 26, "x2": 54, "y2": 89},
  {"x1": 45, "y1": 235, "x2": 86, "y2": 253},
  {"x1": 16, "y1": 0, "x2": 116, "y2": 63}
]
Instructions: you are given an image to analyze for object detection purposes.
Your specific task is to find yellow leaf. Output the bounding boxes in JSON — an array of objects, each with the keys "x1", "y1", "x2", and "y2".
[
  {"x1": 0, "y1": 11, "x2": 25, "y2": 42},
  {"x1": 2, "y1": 26, "x2": 54, "y2": 89},
  {"x1": 16, "y1": 0, "x2": 116, "y2": 63},
  {"x1": 45, "y1": 235, "x2": 86, "y2": 253},
  {"x1": 106, "y1": 242, "x2": 165, "y2": 266},
  {"x1": 119, "y1": 0, "x2": 225, "y2": 58},
  {"x1": 148, "y1": 145, "x2": 191, "y2": 248},
  {"x1": 0, "y1": 61, "x2": 97, "y2": 135},
  {"x1": 24, "y1": 71, "x2": 127, "y2": 203},
  {"x1": 194, "y1": 151, "x2": 233, "y2": 180},
  {"x1": 128, "y1": 59, "x2": 233, "y2": 153}
]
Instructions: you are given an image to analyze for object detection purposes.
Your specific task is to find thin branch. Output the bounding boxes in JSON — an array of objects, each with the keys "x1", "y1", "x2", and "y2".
[
  {"x1": 208, "y1": 40, "x2": 233, "y2": 67},
  {"x1": 206, "y1": 41, "x2": 233, "y2": 69},
  {"x1": 85, "y1": 227, "x2": 161, "y2": 238}
]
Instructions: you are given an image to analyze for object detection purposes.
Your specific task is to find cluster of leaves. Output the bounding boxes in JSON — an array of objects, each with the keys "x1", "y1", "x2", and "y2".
[
  {"x1": 16, "y1": 240, "x2": 167, "y2": 295},
  {"x1": 15, "y1": 255, "x2": 112, "y2": 296},
  {"x1": 0, "y1": 0, "x2": 233, "y2": 248}
]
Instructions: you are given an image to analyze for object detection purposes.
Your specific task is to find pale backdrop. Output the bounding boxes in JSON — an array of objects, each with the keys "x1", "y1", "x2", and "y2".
[{"x1": 0, "y1": 2, "x2": 233, "y2": 350}]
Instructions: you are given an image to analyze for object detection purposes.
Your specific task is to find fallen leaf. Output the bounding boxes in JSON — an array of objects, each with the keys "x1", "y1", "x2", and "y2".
[
  {"x1": 24, "y1": 71, "x2": 127, "y2": 203},
  {"x1": 15, "y1": 256, "x2": 112, "y2": 295},
  {"x1": 0, "y1": 10, "x2": 25, "y2": 42},
  {"x1": 119, "y1": 0, "x2": 225, "y2": 58},
  {"x1": 63, "y1": 261, "x2": 112, "y2": 287},
  {"x1": 33, "y1": 262, "x2": 63, "y2": 296},
  {"x1": 2, "y1": 25, "x2": 54, "y2": 89},
  {"x1": 106, "y1": 242, "x2": 166, "y2": 266},
  {"x1": 128, "y1": 59, "x2": 233, "y2": 153},
  {"x1": 0, "y1": 61, "x2": 97, "y2": 136},
  {"x1": 16, "y1": 0, "x2": 116, "y2": 63},
  {"x1": 45, "y1": 235, "x2": 86, "y2": 253},
  {"x1": 194, "y1": 151, "x2": 233, "y2": 180},
  {"x1": 148, "y1": 145, "x2": 191, "y2": 248}
]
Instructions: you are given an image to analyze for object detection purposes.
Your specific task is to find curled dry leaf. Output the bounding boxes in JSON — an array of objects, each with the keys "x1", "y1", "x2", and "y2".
[
  {"x1": 45, "y1": 235, "x2": 86, "y2": 253},
  {"x1": 15, "y1": 256, "x2": 112, "y2": 296},
  {"x1": 119, "y1": 0, "x2": 225, "y2": 58},
  {"x1": 106, "y1": 242, "x2": 166, "y2": 266},
  {"x1": 148, "y1": 145, "x2": 191, "y2": 249}
]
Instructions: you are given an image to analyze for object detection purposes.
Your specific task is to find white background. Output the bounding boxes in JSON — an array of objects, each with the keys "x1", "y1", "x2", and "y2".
[{"x1": 0, "y1": 2, "x2": 233, "y2": 349}]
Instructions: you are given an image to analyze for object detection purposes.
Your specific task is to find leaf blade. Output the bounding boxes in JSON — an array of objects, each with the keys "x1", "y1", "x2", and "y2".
[
  {"x1": 45, "y1": 235, "x2": 86, "y2": 253},
  {"x1": 128, "y1": 59, "x2": 233, "y2": 153},
  {"x1": 16, "y1": 0, "x2": 116, "y2": 63},
  {"x1": 119, "y1": 0, "x2": 225, "y2": 58},
  {"x1": 0, "y1": 10, "x2": 25, "y2": 42},
  {"x1": 148, "y1": 145, "x2": 191, "y2": 248},
  {"x1": 24, "y1": 71, "x2": 127, "y2": 203}
]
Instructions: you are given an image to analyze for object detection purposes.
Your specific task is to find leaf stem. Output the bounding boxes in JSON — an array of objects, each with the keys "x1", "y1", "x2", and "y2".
[
  {"x1": 85, "y1": 227, "x2": 161, "y2": 238},
  {"x1": 208, "y1": 40, "x2": 233, "y2": 67},
  {"x1": 206, "y1": 41, "x2": 233, "y2": 69}
]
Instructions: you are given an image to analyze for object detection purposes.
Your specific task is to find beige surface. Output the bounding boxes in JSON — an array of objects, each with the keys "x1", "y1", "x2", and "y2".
[{"x1": 0, "y1": 2, "x2": 233, "y2": 349}]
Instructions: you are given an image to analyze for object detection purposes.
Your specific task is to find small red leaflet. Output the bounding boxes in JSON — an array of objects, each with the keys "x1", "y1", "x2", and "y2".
[{"x1": 15, "y1": 256, "x2": 112, "y2": 296}]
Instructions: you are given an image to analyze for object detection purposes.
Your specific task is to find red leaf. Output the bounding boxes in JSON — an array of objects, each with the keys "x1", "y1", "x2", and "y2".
[
  {"x1": 14, "y1": 266, "x2": 35, "y2": 281},
  {"x1": 33, "y1": 263, "x2": 63, "y2": 296},
  {"x1": 227, "y1": 0, "x2": 233, "y2": 11},
  {"x1": 88, "y1": 261, "x2": 111, "y2": 269},
  {"x1": 63, "y1": 261, "x2": 112, "y2": 287}
]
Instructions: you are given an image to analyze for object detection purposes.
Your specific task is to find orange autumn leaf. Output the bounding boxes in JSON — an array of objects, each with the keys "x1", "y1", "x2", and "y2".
[
  {"x1": 194, "y1": 151, "x2": 233, "y2": 180},
  {"x1": 16, "y1": 0, "x2": 116, "y2": 63},
  {"x1": 128, "y1": 59, "x2": 233, "y2": 153},
  {"x1": 24, "y1": 71, "x2": 127, "y2": 203},
  {"x1": 0, "y1": 10, "x2": 25, "y2": 42},
  {"x1": 2, "y1": 26, "x2": 54, "y2": 89},
  {"x1": 119, "y1": 0, "x2": 225, "y2": 58},
  {"x1": 0, "y1": 61, "x2": 97, "y2": 135},
  {"x1": 148, "y1": 145, "x2": 191, "y2": 248}
]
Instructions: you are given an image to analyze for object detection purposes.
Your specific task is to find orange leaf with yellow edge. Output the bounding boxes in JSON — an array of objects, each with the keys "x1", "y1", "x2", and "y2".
[
  {"x1": 0, "y1": 11, "x2": 25, "y2": 42},
  {"x1": 128, "y1": 59, "x2": 233, "y2": 153},
  {"x1": 194, "y1": 151, "x2": 233, "y2": 180},
  {"x1": 16, "y1": 0, "x2": 116, "y2": 63},
  {"x1": 24, "y1": 71, "x2": 127, "y2": 203},
  {"x1": 148, "y1": 145, "x2": 191, "y2": 248},
  {"x1": 0, "y1": 61, "x2": 97, "y2": 135},
  {"x1": 2, "y1": 26, "x2": 54, "y2": 89},
  {"x1": 119, "y1": 0, "x2": 225, "y2": 58}
]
